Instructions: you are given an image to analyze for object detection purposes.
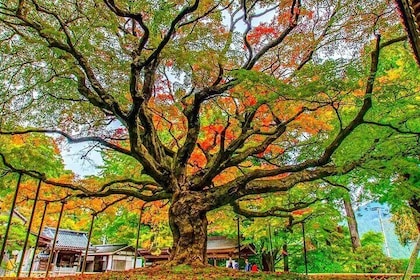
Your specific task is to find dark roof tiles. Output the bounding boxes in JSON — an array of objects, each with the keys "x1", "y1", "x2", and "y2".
[
  {"x1": 41, "y1": 227, "x2": 88, "y2": 251},
  {"x1": 91, "y1": 244, "x2": 134, "y2": 254}
]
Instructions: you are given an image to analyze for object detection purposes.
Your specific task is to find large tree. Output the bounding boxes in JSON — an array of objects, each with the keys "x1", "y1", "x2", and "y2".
[{"x1": 0, "y1": 0, "x2": 419, "y2": 265}]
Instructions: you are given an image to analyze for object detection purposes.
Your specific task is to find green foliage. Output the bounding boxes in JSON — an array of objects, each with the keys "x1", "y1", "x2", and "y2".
[
  {"x1": 0, "y1": 134, "x2": 68, "y2": 178},
  {"x1": 0, "y1": 213, "x2": 35, "y2": 252}
]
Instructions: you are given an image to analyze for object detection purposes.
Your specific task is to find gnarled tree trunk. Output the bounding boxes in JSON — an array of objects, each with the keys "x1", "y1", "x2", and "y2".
[{"x1": 168, "y1": 191, "x2": 209, "y2": 265}]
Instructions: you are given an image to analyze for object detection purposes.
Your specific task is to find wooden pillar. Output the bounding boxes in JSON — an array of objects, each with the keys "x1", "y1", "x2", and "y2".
[
  {"x1": 236, "y1": 216, "x2": 241, "y2": 262},
  {"x1": 82, "y1": 213, "x2": 96, "y2": 274},
  {"x1": 268, "y1": 223, "x2": 275, "y2": 272},
  {"x1": 134, "y1": 203, "x2": 146, "y2": 269},
  {"x1": 28, "y1": 201, "x2": 49, "y2": 277},
  {"x1": 45, "y1": 201, "x2": 66, "y2": 278},
  {"x1": 302, "y1": 222, "x2": 308, "y2": 276},
  {"x1": 53, "y1": 250, "x2": 59, "y2": 273},
  {"x1": 282, "y1": 244, "x2": 289, "y2": 272},
  {"x1": 77, "y1": 252, "x2": 82, "y2": 272},
  {"x1": 0, "y1": 173, "x2": 23, "y2": 267},
  {"x1": 17, "y1": 179, "x2": 42, "y2": 277}
]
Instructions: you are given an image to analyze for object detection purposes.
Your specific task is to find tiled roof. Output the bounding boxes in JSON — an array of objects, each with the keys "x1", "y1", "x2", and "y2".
[
  {"x1": 396, "y1": 0, "x2": 420, "y2": 64},
  {"x1": 89, "y1": 244, "x2": 135, "y2": 255},
  {"x1": 207, "y1": 236, "x2": 256, "y2": 257},
  {"x1": 41, "y1": 227, "x2": 88, "y2": 251},
  {"x1": 207, "y1": 236, "x2": 237, "y2": 250}
]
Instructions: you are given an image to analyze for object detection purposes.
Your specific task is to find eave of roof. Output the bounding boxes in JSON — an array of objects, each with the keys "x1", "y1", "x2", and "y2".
[
  {"x1": 39, "y1": 227, "x2": 88, "y2": 251},
  {"x1": 396, "y1": 0, "x2": 420, "y2": 64},
  {"x1": 89, "y1": 245, "x2": 135, "y2": 256}
]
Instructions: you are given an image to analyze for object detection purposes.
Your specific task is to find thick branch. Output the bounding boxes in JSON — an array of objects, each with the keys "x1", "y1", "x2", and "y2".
[
  {"x1": 315, "y1": 35, "x2": 382, "y2": 165},
  {"x1": 207, "y1": 162, "x2": 358, "y2": 210},
  {"x1": 175, "y1": 83, "x2": 236, "y2": 182},
  {"x1": 231, "y1": 198, "x2": 319, "y2": 218},
  {"x1": 0, "y1": 152, "x2": 170, "y2": 201},
  {"x1": 190, "y1": 105, "x2": 324, "y2": 190}
]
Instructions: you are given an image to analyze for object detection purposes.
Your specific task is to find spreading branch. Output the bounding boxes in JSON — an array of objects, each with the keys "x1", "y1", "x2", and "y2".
[{"x1": 231, "y1": 198, "x2": 319, "y2": 218}]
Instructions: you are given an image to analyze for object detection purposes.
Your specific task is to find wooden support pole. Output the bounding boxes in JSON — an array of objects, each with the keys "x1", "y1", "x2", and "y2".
[
  {"x1": 81, "y1": 213, "x2": 96, "y2": 274},
  {"x1": 28, "y1": 201, "x2": 49, "y2": 277},
  {"x1": 0, "y1": 173, "x2": 23, "y2": 268},
  {"x1": 134, "y1": 203, "x2": 146, "y2": 269},
  {"x1": 45, "y1": 201, "x2": 66, "y2": 278},
  {"x1": 17, "y1": 179, "x2": 42, "y2": 277},
  {"x1": 236, "y1": 216, "x2": 241, "y2": 263},
  {"x1": 302, "y1": 222, "x2": 308, "y2": 276},
  {"x1": 268, "y1": 223, "x2": 275, "y2": 272}
]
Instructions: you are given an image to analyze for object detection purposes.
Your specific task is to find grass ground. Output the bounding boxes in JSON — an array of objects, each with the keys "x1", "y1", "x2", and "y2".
[
  {"x1": 4, "y1": 266, "x2": 418, "y2": 279},
  {"x1": 4, "y1": 265, "x2": 307, "y2": 280},
  {"x1": 84, "y1": 265, "x2": 308, "y2": 280}
]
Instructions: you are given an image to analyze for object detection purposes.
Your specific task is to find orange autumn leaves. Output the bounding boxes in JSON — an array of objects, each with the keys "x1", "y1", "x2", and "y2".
[{"x1": 182, "y1": 87, "x2": 334, "y2": 185}]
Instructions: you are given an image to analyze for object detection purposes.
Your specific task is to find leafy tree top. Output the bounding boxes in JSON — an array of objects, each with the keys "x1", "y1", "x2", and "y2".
[{"x1": 0, "y1": 0, "x2": 418, "y2": 219}]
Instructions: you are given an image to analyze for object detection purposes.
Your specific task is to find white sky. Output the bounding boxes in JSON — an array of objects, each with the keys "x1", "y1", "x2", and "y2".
[{"x1": 61, "y1": 142, "x2": 103, "y2": 177}]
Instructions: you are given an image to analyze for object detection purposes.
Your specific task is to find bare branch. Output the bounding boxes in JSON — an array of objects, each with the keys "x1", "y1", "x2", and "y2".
[
  {"x1": 103, "y1": 0, "x2": 150, "y2": 54},
  {"x1": 321, "y1": 178, "x2": 351, "y2": 192},
  {"x1": 244, "y1": 0, "x2": 302, "y2": 69},
  {"x1": 362, "y1": 120, "x2": 420, "y2": 135},
  {"x1": 141, "y1": 0, "x2": 200, "y2": 67}
]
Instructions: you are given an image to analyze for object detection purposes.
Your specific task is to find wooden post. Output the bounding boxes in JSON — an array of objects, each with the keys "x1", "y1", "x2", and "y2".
[
  {"x1": 302, "y1": 222, "x2": 308, "y2": 276},
  {"x1": 134, "y1": 203, "x2": 146, "y2": 269},
  {"x1": 28, "y1": 201, "x2": 49, "y2": 277},
  {"x1": 45, "y1": 201, "x2": 66, "y2": 278},
  {"x1": 268, "y1": 223, "x2": 275, "y2": 272},
  {"x1": 282, "y1": 244, "x2": 289, "y2": 272},
  {"x1": 0, "y1": 173, "x2": 23, "y2": 268},
  {"x1": 17, "y1": 179, "x2": 42, "y2": 277},
  {"x1": 81, "y1": 213, "x2": 96, "y2": 274},
  {"x1": 236, "y1": 216, "x2": 241, "y2": 264}
]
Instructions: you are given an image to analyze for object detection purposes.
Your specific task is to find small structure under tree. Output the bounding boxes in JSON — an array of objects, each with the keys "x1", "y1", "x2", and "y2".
[
  {"x1": 35, "y1": 227, "x2": 87, "y2": 274},
  {"x1": 85, "y1": 244, "x2": 136, "y2": 272},
  {"x1": 139, "y1": 236, "x2": 255, "y2": 266}
]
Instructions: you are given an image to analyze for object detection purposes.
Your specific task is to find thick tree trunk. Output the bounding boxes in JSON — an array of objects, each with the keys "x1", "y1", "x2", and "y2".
[
  {"x1": 343, "y1": 196, "x2": 361, "y2": 251},
  {"x1": 168, "y1": 192, "x2": 208, "y2": 266}
]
